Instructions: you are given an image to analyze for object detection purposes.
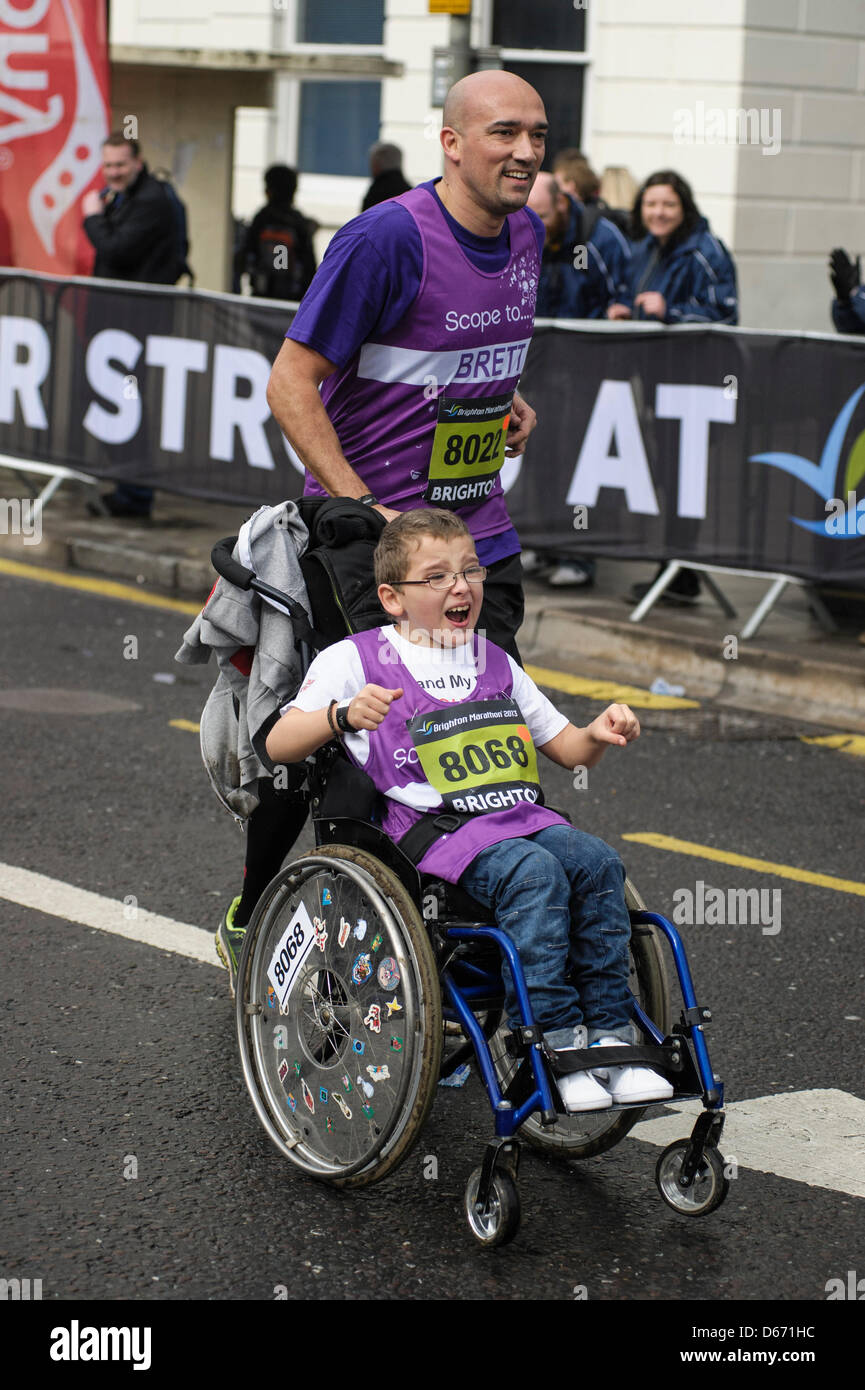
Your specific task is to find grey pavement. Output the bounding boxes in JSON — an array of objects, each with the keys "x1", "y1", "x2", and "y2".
[{"x1": 3, "y1": 482, "x2": 864, "y2": 734}]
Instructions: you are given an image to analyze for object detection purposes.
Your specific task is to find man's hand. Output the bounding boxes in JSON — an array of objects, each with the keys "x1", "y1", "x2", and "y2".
[
  {"x1": 830, "y1": 248, "x2": 860, "y2": 301},
  {"x1": 347, "y1": 685, "x2": 404, "y2": 731},
  {"x1": 587, "y1": 702, "x2": 641, "y2": 749},
  {"x1": 372, "y1": 504, "x2": 401, "y2": 523},
  {"x1": 505, "y1": 391, "x2": 537, "y2": 456},
  {"x1": 82, "y1": 190, "x2": 103, "y2": 218},
  {"x1": 635, "y1": 291, "x2": 667, "y2": 320},
  {"x1": 606, "y1": 302, "x2": 632, "y2": 320}
]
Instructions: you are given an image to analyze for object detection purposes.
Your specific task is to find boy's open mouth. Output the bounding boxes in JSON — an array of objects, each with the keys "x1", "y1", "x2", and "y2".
[{"x1": 445, "y1": 603, "x2": 471, "y2": 627}]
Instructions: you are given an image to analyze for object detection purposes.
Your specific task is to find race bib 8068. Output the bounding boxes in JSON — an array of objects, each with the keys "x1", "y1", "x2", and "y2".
[{"x1": 407, "y1": 699, "x2": 541, "y2": 815}]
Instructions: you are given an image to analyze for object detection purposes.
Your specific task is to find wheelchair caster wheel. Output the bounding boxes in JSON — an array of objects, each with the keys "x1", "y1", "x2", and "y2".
[
  {"x1": 464, "y1": 1166, "x2": 521, "y2": 1248},
  {"x1": 655, "y1": 1139, "x2": 729, "y2": 1217}
]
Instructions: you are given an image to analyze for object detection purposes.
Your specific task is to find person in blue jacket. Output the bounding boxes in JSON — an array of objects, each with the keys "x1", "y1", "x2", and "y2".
[
  {"x1": 524, "y1": 171, "x2": 632, "y2": 586},
  {"x1": 528, "y1": 171, "x2": 631, "y2": 320},
  {"x1": 829, "y1": 248, "x2": 865, "y2": 334},
  {"x1": 608, "y1": 171, "x2": 738, "y2": 603},
  {"x1": 608, "y1": 169, "x2": 737, "y2": 326}
]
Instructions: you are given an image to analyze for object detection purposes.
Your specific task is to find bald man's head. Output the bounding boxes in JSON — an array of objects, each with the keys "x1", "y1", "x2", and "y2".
[
  {"x1": 527, "y1": 171, "x2": 569, "y2": 244},
  {"x1": 438, "y1": 70, "x2": 548, "y2": 234},
  {"x1": 442, "y1": 69, "x2": 543, "y2": 133}
]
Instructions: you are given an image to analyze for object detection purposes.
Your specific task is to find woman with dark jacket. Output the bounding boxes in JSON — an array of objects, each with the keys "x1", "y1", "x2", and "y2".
[
  {"x1": 608, "y1": 172, "x2": 739, "y2": 603},
  {"x1": 608, "y1": 170, "x2": 738, "y2": 325}
]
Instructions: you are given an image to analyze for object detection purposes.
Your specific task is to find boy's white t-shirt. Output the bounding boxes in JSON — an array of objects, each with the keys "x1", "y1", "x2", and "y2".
[{"x1": 287, "y1": 626, "x2": 568, "y2": 770}]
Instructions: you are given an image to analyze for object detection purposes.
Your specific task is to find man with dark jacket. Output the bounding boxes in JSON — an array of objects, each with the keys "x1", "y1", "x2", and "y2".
[
  {"x1": 361, "y1": 142, "x2": 411, "y2": 211},
  {"x1": 82, "y1": 133, "x2": 184, "y2": 285},
  {"x1": 238, "y1": 164, "x2": 317, "y2": 301},
  {"x1": 82, "y1": 133, "x2": 185, "y2": 516},
  {"x1": 528, "y1": 171, "x2": 631, "y2": 320}
]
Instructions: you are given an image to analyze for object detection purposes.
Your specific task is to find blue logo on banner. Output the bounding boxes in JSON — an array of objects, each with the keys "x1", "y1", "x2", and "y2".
[{"x1": 750, "y1": 383, "x2": 865, "y2": 537}]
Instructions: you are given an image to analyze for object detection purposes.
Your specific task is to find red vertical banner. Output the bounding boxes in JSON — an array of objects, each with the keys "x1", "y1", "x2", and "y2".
[{"x1": 0, "y1": 0, "x2": 110, "y2": 274}]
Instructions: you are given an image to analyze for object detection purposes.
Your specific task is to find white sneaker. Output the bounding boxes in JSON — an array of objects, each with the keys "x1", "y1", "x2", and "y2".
[
  {"x1": 591, "y1": 1036, "x2": 674, "y2": 1104},
  {"x1": 547, "y1": 563, "x2": 593, "y2": 588},
  {"x1": 544, "y1": 1025, "x2": 613, "y2": 1112},
  {"x1": 557, "y1": 1067, "x2": 613, "y2": 1112}
]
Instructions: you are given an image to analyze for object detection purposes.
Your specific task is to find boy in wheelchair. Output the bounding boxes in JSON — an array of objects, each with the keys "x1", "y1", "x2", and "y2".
[{"x1": 265, "y1": 509, "x2": 673, "y2": 1113}]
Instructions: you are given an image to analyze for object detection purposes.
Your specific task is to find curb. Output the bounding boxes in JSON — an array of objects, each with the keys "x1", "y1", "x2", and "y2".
[
  {"x1": 523, "y1": 602, "x2": 865, "y2": 735},
  {"x1": 0, "y1": 534, "x2": 214, "y2": 599}
]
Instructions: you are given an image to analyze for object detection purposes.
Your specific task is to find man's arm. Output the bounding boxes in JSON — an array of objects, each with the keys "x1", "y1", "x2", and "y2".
[
  {"x1": 266, "y1": 339, "x2": 400, "y2": 518},
  {"x1": 506, "y1": 390, "x2": 537, "y2": 454}
]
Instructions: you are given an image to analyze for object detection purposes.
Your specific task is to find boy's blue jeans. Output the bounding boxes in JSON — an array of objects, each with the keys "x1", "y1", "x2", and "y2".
[{"x1": 458, "y1": 824, "x2": 634, "y2": 1042}]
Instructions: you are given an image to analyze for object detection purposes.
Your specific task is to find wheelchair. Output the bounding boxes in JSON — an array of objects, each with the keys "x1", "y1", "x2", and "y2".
[{"x1": 213, "y1": 539, "x2": 729, "y2": 1248}]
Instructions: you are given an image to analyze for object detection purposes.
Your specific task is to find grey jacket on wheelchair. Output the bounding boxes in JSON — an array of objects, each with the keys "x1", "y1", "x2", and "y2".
[{"x1": 175, "y1": 500, "x2": 310, "y2": 821}]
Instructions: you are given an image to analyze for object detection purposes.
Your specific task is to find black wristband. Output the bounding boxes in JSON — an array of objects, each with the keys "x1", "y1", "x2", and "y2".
[
  {"x1": 357, "y1": 493, "x2": 377, "y2": 507},
  {"x1": 326, "y1": 699, "x2": 339, "y2": 737},
  {"x1": 335, "y1": 700, "x2": 357, "y2": 734}
]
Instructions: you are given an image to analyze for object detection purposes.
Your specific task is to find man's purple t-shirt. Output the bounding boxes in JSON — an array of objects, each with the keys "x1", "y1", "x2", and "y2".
[{"x1": 287, "y1": 180, "x2": 545, "y2": 565}]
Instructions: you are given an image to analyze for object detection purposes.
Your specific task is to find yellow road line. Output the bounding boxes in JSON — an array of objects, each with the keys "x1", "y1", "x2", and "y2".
[
  {"x1": 525, "y1": 663, "x2": 700, "y2": 710},
  {"x1": 169, "y1": 719, "x2": 200, "y2": 733},
  {"x1": 801, "y1": 734, "x2": 865, "y2": 758},
  {"x1": 622, "y1": 832, "x2": 865, "y2": 898},
  {"x1": 0, "y1": 556, "x2": 201, "y2": 615}
]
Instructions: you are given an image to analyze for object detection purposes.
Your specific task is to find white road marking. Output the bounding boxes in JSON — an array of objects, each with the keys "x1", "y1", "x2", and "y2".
[
  {"x1": 0, "y1": 862, "x2": 219, "y2": 968},
  {"x1": 631, "y1": 1089, "x2": 865, "y2": 1199},
  {"x1": 2, "y1": 863, "x2": 863, "y2": 1200}
]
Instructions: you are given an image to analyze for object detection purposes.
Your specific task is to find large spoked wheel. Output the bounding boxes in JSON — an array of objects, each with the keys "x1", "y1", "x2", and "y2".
[
  {"x1": 464, "y1": 1166, "x2": 521, "y2": 1248},
  {"x1": 236, "y1": 846, "x2": 442, "y2": 1189},
  {"x1": 488, "y1": 878, "x2": 671, "y2": 1160},
  {"x1": 655, "y1": 1140, "x2": 729, "y2": 1217}
]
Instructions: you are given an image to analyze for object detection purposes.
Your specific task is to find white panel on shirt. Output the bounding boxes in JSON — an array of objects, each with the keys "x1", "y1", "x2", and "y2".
[{"x1": 286, "y1": 627, "x2": 568, "y2": 786}]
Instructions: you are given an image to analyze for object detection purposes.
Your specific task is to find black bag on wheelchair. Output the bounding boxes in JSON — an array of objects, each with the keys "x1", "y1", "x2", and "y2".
[{"x1": 295, "y1": 496, "x2": 390, "y2": 644}]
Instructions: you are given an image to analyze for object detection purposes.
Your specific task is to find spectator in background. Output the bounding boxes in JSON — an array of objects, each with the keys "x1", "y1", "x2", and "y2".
[
  {"x1": 607, "y1": 171, "x2": 738, "y2": 606},
  {"x1": 238, "y1": 164, "x2": 317, "y2": 302},
  {"x1": 82, "y1": 132, "x2": 188, "y2": 518},
  {"x1": 607, "y1": 170, "x2": 737, "y2": 326},
  {"x1": 829, "y1": 248, "x2": 865, "y2": 334},
  {"x1": 523, "y1": 171, "x2": 632, "y2": 588},
  {"x1": 598, "y1": 166, "x2": 639, "y2": 232},
  {"x1": 529, "y1": 171, "x2": 631, "y2": 321},
  {"x1": 552, "y1": 148, "x2": 631, "y2": 237},
  {"x1": 362, "y1": 142, "x2": 412, "y2": 211}
]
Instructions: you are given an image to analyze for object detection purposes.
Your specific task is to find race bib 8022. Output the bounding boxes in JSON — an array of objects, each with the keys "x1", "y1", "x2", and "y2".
[{"x1": 425, "y1": 392, "x2": 512, "y2": 507}]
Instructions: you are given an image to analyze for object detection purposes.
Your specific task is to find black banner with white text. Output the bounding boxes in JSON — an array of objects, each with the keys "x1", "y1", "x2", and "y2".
[{"x1": 2, "y1": 269, "x2": 864, "y2": 583}]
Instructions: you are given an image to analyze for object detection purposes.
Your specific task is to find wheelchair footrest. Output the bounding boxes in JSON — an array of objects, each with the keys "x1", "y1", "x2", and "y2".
[{"x1": 543, "y1": 1041, "x2": 688, "y2": 1078}]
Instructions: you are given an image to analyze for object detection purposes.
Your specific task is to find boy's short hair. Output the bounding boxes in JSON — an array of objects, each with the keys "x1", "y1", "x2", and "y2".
[{"x1": 374, "y1": 509, "x2": 473, "y2": 587}]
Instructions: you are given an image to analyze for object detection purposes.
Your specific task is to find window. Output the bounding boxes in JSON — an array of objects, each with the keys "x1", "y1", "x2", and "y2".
[
  {"x1": 505, "y1": 61, "x2": 584, "y2": 155},
  {"x1": 493, "y1": 0, "x2": 586, "y2": 52},
  {"x1": 298, "y1": 0, "x2": 385, "y2": 45},
  {"x1": 298, "y1": 82, "x2": 382, "y2": 176},
  {"x1": 491, "y1": 0, "x2": 589, "y2": 164}
]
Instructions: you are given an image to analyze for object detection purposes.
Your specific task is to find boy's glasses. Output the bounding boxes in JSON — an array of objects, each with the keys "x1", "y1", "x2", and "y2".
[{"x1": 393, "y1": 565, "x2": 487, "y2": 592}]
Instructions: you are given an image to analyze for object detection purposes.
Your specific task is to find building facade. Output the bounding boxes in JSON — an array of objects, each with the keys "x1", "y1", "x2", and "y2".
[{"x1": 109, "y1": 0, "x2": 865, "y2": 332}]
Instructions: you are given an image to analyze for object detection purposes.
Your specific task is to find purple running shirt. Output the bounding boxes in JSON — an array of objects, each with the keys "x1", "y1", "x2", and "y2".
[
  {"x1": 346, "y1": 628, "x2": 567, "y2": 884},
  {"x1": 288, "y1": 182, "x2": 543, "y2": 565}
]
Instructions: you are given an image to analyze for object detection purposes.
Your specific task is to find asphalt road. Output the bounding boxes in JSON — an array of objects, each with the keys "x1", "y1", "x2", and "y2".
[{"x1": 1, "y1": 566, "x2": 863, "y2": 1343}]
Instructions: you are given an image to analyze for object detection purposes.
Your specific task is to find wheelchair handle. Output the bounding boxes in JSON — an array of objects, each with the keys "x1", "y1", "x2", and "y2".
[{"x1": 211, "y1": 535, "x2": 254, "y2": 591}]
